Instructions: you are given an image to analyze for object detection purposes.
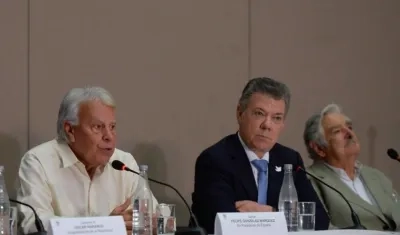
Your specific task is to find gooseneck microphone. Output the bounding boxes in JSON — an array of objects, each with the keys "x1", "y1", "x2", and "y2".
[
  {"x1": 111, "y1": 160, "x2": 206, "y2": 235},
  {"x1": 9, "y1": 198, "x2": 47, "y2": 235},
  {"x1": 296, "y1": 166, "x2": 366, "y2": 230},
  {"x1": 387, "y1": 148, "x2": 400, "y2": 162}
]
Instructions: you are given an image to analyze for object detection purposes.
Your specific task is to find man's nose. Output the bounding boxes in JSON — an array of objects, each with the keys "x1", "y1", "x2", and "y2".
[
  {"x1": 342, "y1": 128, "x2": 353, "y2": 139},
  {"x1": 261, "y1": 116, "x2": 272, "y2": 130},
  {"x1": 102, "y1": 128, "x2": 114, "y2": 141}
]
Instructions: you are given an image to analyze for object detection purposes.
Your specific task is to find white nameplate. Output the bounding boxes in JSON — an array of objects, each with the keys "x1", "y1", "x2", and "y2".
[
  {"x1": 214, "y1": 212, "x2": 288, "y2": 235},
  {"x1": 48, "y1": 216, "x2": 126, "y2": 235}
]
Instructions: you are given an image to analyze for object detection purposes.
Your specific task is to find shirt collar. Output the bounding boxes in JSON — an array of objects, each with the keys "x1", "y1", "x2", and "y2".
[
  {"x1": 324, "y1": 160, "x2": 363, "y2": 179},
  {"x1": 55, "y1": 139, "x2": 111, "y2": 172},
  {"x1": 55, "y1": 139, "x2": 80, "y2": 168},
  {"x1": 237, "y1": 132, "x2": 269, "y2": 162}
]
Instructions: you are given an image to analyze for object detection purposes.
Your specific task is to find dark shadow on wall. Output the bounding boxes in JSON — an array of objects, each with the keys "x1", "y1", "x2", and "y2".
[
  {"x1": 0, "y1": 133, "x2": 22, "y2": 199},
  {"x1": 366, "y1": 125, "x2": 377, "y2": 167},
  {"x1": 131, "y1": 141, "x2": 188, "y2": 226},
  {"x1": 28, "y1": 133, "x2": 47, "y2": 150}
]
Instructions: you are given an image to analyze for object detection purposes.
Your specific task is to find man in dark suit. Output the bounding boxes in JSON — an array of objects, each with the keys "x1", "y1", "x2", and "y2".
[{"x1": 191, "y1": 77, "x2": 329, "y2": 233}]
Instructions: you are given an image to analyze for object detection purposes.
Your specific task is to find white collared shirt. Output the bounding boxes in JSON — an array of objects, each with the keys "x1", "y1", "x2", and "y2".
[
  {"x1": 238, "y1": 133, "x2": 269, "y2": 187},
  {"x1": 324, "y1": 162, "x2": 376, "y2": 205},
  {"x1": 16, "y1": 139, "x2": 158, "y2": 234}
]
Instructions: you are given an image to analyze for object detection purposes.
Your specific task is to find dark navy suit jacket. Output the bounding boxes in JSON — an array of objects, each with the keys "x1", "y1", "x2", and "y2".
[{"x1": 191, "y1": 134, "x2": 329, "y2": 233}]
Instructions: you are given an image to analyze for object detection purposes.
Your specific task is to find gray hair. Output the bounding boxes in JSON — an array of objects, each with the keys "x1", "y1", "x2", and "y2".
[
  {"x1": 238, "y1": 77, "x2": 291, "y2": 116},
  {"x1": 303, "y1": 103, "x2": 351, "y2": 160},
  {"x1": 56, "y1": 86, "x2": 116, "y2": 142}
]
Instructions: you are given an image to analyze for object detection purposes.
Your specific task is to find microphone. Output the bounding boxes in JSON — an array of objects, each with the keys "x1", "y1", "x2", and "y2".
[
  {"x1": 111, "y1": 160, "x2": 206, "y2": 235},
  {"x1": 387, "y1": 148, "x2": 400, "y2": 162},
  {"x1": 296, "y1": 166, "x2": 366, "y2": 230},
  {"x1": 9, "y1": 198, "x2": 47, "y2": 235}
]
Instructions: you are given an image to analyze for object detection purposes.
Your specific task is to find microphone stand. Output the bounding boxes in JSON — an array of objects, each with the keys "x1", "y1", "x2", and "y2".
[
  {"x1": 296, "y1": 167, "x2": 366, "y2": 230},
  {"x1": 10, "y1": 199, "x2": 47, "y2": 235},
  {"x1": 112, "y1": 161, "x2": 206, "y2": 235}
]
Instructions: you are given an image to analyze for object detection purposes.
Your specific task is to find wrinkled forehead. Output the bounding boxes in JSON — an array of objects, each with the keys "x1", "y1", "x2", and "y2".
[
  {"x1": 78, "y1": 100, "x2": 116, "y2": 123},
  {"x1": 249, "y1": 93, "x2": 286, "y2": 113},
  {"x1": 321, "y1": 112, "x2": 352, "y2": 131}
]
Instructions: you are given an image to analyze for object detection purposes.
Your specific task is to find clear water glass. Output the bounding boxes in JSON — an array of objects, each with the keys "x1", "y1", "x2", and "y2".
[
  {"x1": 156, "y1": 204, "x2": 176, "y2": 235},
  {"x1": 9, "y1": 207, "x2": 17, "y2": 235},
  {"x1": 298, "y1": 202, "x2": 315, "y2": 231}
]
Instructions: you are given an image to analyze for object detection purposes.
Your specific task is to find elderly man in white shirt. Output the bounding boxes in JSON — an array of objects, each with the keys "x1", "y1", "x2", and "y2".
[
  {"x1": 16, "y1": 86, "x2": 158, "y2": 235},
  {"x1": 304, "y1": 103, "x2": 400, "y2": 231}
]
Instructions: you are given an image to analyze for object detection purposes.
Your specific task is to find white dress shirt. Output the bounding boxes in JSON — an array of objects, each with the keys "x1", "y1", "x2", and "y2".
[
  {"x1": 16, "y1": 139, "x2": 158, "y2": 234},
  {"x1": 324, "y1": 162, "x2": 376, "y2": 205},
  {"x1": 238, "y1": 133, "x2": 269, "y2": 187}
]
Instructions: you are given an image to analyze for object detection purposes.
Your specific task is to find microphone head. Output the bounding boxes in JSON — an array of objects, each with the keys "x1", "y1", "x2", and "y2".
[
  {"x1": 387, "y1": 148, "x2": 399, "y2": 160},
  {"x1": 295, "y1": 165, "x2": 303, "y2": 172},
  {"x1": 111, "y1": 160, "x2": 125, "y2": 170}
]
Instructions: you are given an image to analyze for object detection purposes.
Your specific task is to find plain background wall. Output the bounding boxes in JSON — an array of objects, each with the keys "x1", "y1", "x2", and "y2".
[
  {"x1": 1, "y1": 0, "x2": 399, "y2": 225},
  {"x1": 0, "y1": 1, "x2": 28, "y2": 200}
]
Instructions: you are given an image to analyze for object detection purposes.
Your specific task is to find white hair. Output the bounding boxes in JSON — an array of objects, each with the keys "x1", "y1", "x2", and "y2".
[
  {"x1": 303, "y1": 103, "x2": 351, "y2": 160},
  {"x1": 56, "y1": 86, "x2": 116, "y2": 142}
]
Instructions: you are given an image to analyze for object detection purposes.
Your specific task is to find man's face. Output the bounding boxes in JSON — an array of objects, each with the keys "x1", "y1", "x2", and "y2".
[
  {"x1": 321, "y1": 112, "x2": 360, "y2": 162},
  {"x1": 237, "y1": 93, "x2": 286, "y2": 157},
  {"x1": 65, "y1": 100, "x2": 116, "y2": 168}
]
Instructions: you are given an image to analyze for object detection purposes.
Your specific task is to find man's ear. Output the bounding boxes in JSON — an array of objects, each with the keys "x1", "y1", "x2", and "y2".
[
  {"x1": 64, "y1": 122, "x2": 75, "y2": 143},
  {"x1": 310, "y1": 142, "x2": 326, "y2": 158}
]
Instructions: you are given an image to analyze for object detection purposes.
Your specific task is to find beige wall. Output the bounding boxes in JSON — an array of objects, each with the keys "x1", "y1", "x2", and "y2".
[
  {"x1": 251, "y1": 0, "x2": 400, "y2": 175},
  {"x1": 0, "y1": 1, "x2": 28, "y2": 199},
  {"x1": 1, "y1": 0, "x2": 399, "y2": 225}
]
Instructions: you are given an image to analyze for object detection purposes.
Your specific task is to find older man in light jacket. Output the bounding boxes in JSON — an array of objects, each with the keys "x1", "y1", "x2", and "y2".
[{"x1": 303, "y1": 103, "x2": 400, "y2": 231}]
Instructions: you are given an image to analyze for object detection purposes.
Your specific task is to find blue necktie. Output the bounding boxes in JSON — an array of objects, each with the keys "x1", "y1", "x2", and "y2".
[{"x1": 251, "y1": 159, "x2": 268, "y2": 205}]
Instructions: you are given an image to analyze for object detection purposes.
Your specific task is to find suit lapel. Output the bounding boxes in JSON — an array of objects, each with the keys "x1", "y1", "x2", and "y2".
[
  {"x1": 229, "y1": 134, "x2": 258, "y2": 201},
  {"x1": 267, "y1": 147, "x2": 284, "y2": 205},
  {"x1": 312, "y1": 163, "x2": 389, "y2": 224},
  {"x1": 360, "y1": 169, "x2": 391, "y2": 218}
]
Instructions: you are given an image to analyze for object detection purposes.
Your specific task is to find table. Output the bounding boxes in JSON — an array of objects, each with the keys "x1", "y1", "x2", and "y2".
[
  {"x1": 295, "y1": 230, "x2": 399, "y2": 235},
  {"x1": 210, "y1": 230, "x2": 400, "y2": 235}
]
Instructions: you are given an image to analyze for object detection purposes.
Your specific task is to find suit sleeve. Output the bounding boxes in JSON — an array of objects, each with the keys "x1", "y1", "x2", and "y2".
[
  {"x1": 293, "y1": 153, "x2": 330, "y2": 230},
  {"x1": 374, "y1": 169, "x2": 400, "y2": 230},
  {"x1": 191, "y1": 151, "x2": 237, "y2": 233},
  {"x1": 391, "y1": 189, "x2": 400, "y2": 230}
]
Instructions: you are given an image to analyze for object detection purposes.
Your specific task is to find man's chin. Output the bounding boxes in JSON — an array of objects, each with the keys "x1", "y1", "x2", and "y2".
[
  {"x1": 254, "y1": 143, "x2": 275, "y2": 154},
  {"x1": 98, "y1": 155, "x2": 113, "y2": 165},
  {"x1": 256, "y1": 139, "x2": 276, "y2": 149},
  {"x1": 347, "y1": 150, "x2": 360, "y2": 159},
  {"x1": 345, "y1": 144, "x2": 360, "y2": 154}
]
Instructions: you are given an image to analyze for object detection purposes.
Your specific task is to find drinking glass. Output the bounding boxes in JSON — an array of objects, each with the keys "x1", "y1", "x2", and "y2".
[
  {"x1": 156, "y1": 204, "x2": 176, "y2": 235},
  {"x1": 298, "y1": 202, "x2": 315, "y2": 231}
]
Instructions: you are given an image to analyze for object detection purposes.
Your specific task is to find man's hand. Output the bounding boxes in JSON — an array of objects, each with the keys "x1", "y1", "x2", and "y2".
[
  {"x1": 110, "y1": 198, "x2": 132, "y2": 235},
  {"x1": 235, "y1": 200, "x2": 275, "y2": 212}
]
